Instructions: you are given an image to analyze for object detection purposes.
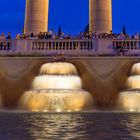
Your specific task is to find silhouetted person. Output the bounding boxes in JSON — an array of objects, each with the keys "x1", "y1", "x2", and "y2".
[{"x1": 6, "y1": 32, "x2": 12, "y2": 39}]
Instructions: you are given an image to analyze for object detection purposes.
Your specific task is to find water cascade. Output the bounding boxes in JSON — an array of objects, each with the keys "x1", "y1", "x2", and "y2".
[
  {"x1": 118, "y1": 62, "x2": 140, "y2": 111},
  {"x1": 19, "y1": 62, "x2": 94, "y2": 112}
]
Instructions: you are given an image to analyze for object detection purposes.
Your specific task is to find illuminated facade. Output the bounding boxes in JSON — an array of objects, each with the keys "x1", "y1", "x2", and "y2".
[{"x1": 0, "y1": 0, "x2": 139, "y2": 56}]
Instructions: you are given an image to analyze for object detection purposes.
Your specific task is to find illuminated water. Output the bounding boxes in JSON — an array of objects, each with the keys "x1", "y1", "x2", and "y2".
[
  {"x1": 19, "y1": 89, "x2": 93, "y2": 112},
  {"x1": 32, "y1": 75, "x2": 82, "y2": 90},
  {"x1": 118, "y1": 90, "x2": 140, "y2": 112},
  {"x1": 118, "y1": 63, "x2": 140, "y2": 111},
  {"x1": 40, "y1": 62, "x2": 78, "y2": 75},
  {"x1": 19, "y1": 62, "x2": 94, "y2": 112},
  {"x1": 0, "y1": 112, "x2": 140, "y2": 140}
]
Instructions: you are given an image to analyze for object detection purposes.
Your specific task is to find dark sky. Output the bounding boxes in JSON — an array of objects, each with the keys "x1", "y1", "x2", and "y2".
[{"x1": 0, "y1": 0, "x2": 140, "y2": 36}]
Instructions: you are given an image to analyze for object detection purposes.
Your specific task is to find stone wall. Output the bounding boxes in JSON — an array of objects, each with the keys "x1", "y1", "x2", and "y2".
[{"x1": 0, "y1": 57, "x2": 139, "y2": 109}]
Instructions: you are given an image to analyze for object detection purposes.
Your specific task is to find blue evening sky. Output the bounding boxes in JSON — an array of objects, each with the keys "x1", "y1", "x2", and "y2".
[{"x1": 0, "y1": 0, "x2": 139, "y2": 36}]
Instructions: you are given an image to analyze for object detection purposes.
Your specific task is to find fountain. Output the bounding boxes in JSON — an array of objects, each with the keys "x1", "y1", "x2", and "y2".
[
  {"x1": 19, "y1": 62, "x2": 94, "y2": 112},
  {"x1": 118, "y1": 62, "x2": 140, "y2": 111}
]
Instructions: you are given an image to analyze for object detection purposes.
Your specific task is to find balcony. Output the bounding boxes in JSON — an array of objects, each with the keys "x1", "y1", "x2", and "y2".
[{"x1": 0, "y1": 38, "x2": 140, "y2": 57}]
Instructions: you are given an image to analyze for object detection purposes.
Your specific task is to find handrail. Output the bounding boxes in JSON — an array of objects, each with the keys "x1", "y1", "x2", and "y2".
[
  {"x1": 32, "y1": 39, "x2": 94, "y2": 51},
  {"x1": 0, "y1": 38, "x2": 140, "y2": 56},
  {"x1": 0, "y1": 38, "x2": 140, "y2": 42},
  {"x1": 0, "y1": 40, "x2": 12, "y2": 51}
]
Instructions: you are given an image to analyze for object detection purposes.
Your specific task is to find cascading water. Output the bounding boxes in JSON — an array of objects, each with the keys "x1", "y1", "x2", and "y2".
[
  {"x1": 19, "y1": 62, "x2": 94, "y2": 112},
  {"x1": 118, "y1": 62, "x2": 140, "y2": 111}
]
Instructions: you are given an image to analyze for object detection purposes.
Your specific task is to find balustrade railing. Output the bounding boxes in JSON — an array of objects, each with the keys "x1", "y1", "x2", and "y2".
[
  {"x1": 113, "y1": 39, "x2": 140, "y2": 50},
  {"x1": 0, "y1": 40, "x2": 12, "y2": 51},
  {"x1": 0, "y1": 38, "x2": 140, "y2": 56},
  {"x1": 31, "y1": 39, "x2": 93, "y2": 51}
]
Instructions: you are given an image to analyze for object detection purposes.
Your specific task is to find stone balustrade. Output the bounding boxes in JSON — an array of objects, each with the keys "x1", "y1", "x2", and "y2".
[{"x1": 0, "y1": 38, "x2": 140, "y2": 56}]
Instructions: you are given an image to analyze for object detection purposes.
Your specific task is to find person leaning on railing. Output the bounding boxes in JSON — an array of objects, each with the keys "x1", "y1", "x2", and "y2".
[
  {"x1": 134, "y1": 33, "x2": 139, "y2": 39},
  {"x1": 6, "y1": 32, "x2": 12, "y2": 40},
  {"x1": 21, "y1": 33, "x2": 27, "y2": 39},
  {"x1": 6, "y1": 32, "x2": 12, "y2": 50},
  {"x1": 0, "y1": 33, "x2": 6, "y2": 40},
  {"x1": 16, "y1": 34, "x2": 21, "y2": 40},
  {"x1": 20, "y1": 30, "x2": 140, "y2": 40},
  {"x1": 0, "y1": 33, "x2": 6, "y2": 50}
]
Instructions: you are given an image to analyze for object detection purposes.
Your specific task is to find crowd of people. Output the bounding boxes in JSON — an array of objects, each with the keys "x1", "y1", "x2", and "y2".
[
  {"x1": 0, "y1": 32, "x2": 12, "y2": 40},
  {"x1": 0, "y1": 29, "x2": 140, "y2": 40},
  {"x1": 13, "y1": 30, "x2": 140, "y2": 40}
]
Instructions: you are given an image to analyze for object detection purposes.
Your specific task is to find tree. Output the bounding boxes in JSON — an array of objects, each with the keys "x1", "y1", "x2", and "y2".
[
  {"x1": 122, "y1": 26, "x2": 127, "y2": 35},
  {"x1": 58, "y1": 26, "x2": 62, "y2": 36},
  {"x1": 84, "y1": 24, "x2": 89, "y2": 33}
]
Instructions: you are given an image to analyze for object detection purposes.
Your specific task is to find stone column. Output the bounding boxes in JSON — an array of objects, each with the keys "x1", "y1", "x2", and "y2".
[
  {"x1": 24, "y1": 0, "x2": 49, "y2": 35},
  {"x1": 89, "y1": 0, "x2": 112, "y2": 33}
]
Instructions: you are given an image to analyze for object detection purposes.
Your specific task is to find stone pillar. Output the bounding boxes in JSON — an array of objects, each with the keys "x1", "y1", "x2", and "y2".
[
  {"x1": 24, "y1": 0, "x2": 49, "y2": 35},
  {"x1": 89, "y1": 0, "x2": 112, "y2": 33}
]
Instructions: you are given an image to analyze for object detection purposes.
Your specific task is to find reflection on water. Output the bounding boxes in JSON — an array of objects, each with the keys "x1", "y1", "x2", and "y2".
[
  {"x1": 123, "y1": 115, "x2": 140, "y2": 139},
  {"x1": 0, "y1": 112, "x2": 140, "y2": 140},
  {"x1": 29, "y1": 113, "x2": 86, "y2": 139}
]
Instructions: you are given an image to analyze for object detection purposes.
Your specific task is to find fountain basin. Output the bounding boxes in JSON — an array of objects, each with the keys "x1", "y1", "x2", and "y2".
[
  {"x1": 19, "y1": 62, "x2": 94, "y2": 112},
  {"x1": 118, "y1": 90, "x2": 140, "y2": 112},
  {"x1": 40, "y1": 62, "x2": 78, "y2": 75},
  {"x1": 127, "y1": 76, "x2": 140, "y2": 89},
  {"x1": 19, "y1": 89, "x2": 94, "y2": 112},
  {"x1": 131, "y1": 63, "x2": 140, "y2": 75},
  {"x1": 32, "y1": 75, "x2": 82, "y2": 90}
]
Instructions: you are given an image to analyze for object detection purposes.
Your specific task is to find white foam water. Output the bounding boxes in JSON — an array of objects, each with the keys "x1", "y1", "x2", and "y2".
[{"x1": 118, "y1": 62, "x2": 140, "y2": 112}]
